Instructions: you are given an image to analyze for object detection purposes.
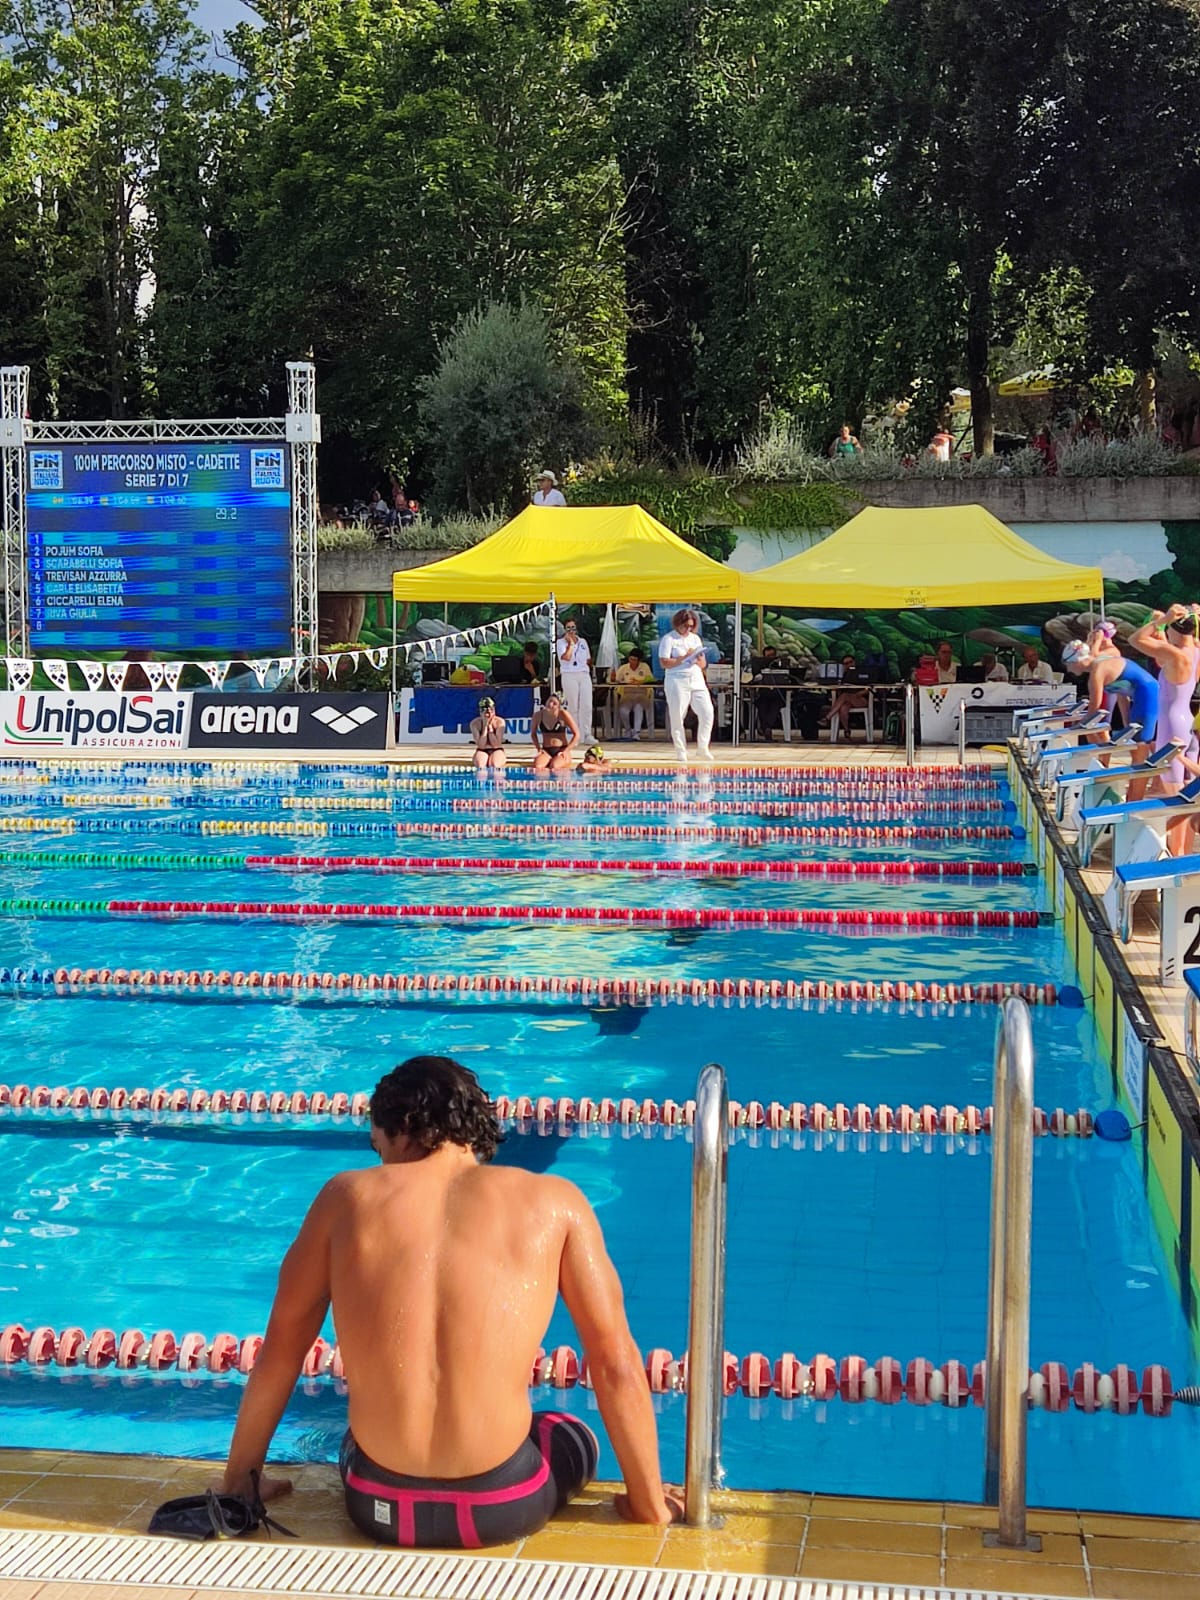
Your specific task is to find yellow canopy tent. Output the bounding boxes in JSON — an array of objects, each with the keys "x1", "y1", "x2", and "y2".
[
  {"x1": 997, "y1": 367, "x2": 1059, "y2": 396},
  {"x1": 737, "y1": 505, "x2": 1102, "y2": 609},
  {"x1": 391, "y1": 504, "x2": 741, "y2": 603}
]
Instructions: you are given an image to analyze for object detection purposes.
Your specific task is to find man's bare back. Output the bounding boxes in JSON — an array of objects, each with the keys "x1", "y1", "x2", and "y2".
[
  {"x1": 222, "y1": 1056, "x2": 681, "y2": 1542},
  {"x1": 330, "y1": 1157, "x2": 575, "y2": 1477}
]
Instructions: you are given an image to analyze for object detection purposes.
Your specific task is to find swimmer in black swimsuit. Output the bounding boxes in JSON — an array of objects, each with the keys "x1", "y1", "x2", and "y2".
[{"x1": 530, "y1": 692, "x2": 579, "y2": 771}]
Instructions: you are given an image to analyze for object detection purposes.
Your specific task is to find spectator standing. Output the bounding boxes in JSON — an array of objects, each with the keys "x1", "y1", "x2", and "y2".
[
  {"x1": 927, "y1": 427, "x2": 953, "y2": 462},
  {"x1": 829, "y1": 424, "x2": 863, "y2": 460},
  {"x1": 532, "y1": 471, "x2": 567, "y2": 507},
  {"x1": 556, "y1": 618, "x2": 593, "y2": 737}
]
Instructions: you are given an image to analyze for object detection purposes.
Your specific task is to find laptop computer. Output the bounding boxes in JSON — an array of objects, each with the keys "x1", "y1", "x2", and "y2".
[{"x1": 491, "y1": 655, "x2": 527, "y2": 684}]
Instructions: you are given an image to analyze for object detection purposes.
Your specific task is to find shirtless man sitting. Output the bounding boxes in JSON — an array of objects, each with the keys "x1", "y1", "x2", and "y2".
[{"x1": 221, "y1": 1056, "x2": 682, "y2": 1547}]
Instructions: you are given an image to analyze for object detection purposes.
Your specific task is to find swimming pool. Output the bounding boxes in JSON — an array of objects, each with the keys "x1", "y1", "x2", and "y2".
[{"x1": 0, "y1": 759, "x2": 1196, "y2": 1517}]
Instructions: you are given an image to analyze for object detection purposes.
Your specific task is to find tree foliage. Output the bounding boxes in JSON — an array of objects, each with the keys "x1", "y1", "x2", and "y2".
[
  {"x1": 1, "y1": 0, "x2": 1199, "y2": 487},
  {"x1": 419, "y1": 300, "x2": 600, "y2": 514}
]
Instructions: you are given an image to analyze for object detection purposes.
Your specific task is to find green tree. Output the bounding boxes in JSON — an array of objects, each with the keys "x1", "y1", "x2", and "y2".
[
  {"x1": 419, "y1": 301, "x2": 600, "y2": 513},
  {"x1": 239, "y1": 0, "x2": 625, "y2": 464},
  {"x1": 0, "y1": 0, "x2": 207, "y2": 417}
]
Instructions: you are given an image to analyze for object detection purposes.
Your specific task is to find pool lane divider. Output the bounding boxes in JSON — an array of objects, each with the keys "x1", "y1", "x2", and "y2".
[
  {"x1": 0, "y1": 849, "x2": 1037, "y2": 880},
  {"x1": 0, "y1": 1082, "x2": 1096, "y2": 1137},
  {"x1": 0, "y1": 758, "x2": 1005, "y2": 783},
  {"x1": 0, "y1": 776, "x2": 1010, "y2": 801},
  {"x1": 0, "y1": 1323, "x2": 1176, "y2": 1414},
  {"x1": 0, "y1": 967, "x2": 1066, "y2": 1007},
  {"x1": 0, "y1": 816, "x2": 1028, "y2": 844},
  {"x1": 0, "y1": 897, "x2": 1050, "y2": 928}
]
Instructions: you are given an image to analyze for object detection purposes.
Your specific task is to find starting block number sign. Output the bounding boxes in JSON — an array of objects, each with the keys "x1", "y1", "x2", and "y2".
[{"x1": 1161, "y1": 878, "x2": 1200, "y2": 984}]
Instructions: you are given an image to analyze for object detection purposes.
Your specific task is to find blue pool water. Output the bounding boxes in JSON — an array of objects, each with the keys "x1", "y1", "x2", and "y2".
[{"x1": 0, "y1": 759, "x2": 1197, "y2": 1516}]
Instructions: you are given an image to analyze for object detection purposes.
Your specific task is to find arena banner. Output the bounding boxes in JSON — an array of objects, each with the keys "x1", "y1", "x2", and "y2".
[
  {"x1": 0, "y1": 690, "x2": 192, "y2": 751},
  {"x1": 189, "y1": 692, "x2": 391, "y2": 750}
]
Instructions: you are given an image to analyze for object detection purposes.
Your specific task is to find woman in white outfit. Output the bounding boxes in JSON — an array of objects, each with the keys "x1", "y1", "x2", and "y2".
[
  {"x1": 555, "y1": 618, "x2": 593, "y2": 738},
  {"x1": 658, "y1": 608, "x2": 714, "y2": 765}
]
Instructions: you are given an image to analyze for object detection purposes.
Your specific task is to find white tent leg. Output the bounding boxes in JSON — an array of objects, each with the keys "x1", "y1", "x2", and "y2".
[{"x1": 732, "y1": 600, "x2": 743, "y2": 748}]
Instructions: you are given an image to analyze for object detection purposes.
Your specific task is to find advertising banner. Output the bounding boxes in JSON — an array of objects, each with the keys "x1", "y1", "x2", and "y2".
[
  {"x1": 189, "y1": 692, "x2": 391, "y2": 750},
  {"x1": 0, "y1": 691, "x2": 192, "y2": 751},
  {"x1": 918, "y1": 681, "x2": 1064, "y2": 744}
]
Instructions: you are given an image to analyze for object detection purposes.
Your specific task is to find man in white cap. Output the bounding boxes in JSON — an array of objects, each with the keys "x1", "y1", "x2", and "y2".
[{"x1": 532, "y1": 470, "x2": 566, "y2": 507}]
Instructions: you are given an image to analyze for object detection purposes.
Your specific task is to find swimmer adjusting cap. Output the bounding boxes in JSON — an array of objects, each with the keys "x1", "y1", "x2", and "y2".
[{"x1": 1061, "y1": 640, "x2": 1089, "y2": 665}]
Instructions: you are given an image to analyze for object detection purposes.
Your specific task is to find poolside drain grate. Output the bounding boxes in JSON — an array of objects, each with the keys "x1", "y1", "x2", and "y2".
[{"x1": 0, "y1": 1527, "x2": 1073, "y2": 1600}]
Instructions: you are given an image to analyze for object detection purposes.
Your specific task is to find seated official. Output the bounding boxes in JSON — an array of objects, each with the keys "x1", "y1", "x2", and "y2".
[
  {"x1": 613, "y1": 649, "x2": 655, "y2": 740},
  {"x1": 220, "y1": 1056, "x2": 682, "y2": 1547}
]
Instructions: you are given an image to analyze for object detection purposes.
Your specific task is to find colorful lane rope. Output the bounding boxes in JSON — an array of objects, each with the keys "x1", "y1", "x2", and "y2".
[
  {"x1": 0, "y1": 966, "x2": 1064, "y2": 1008},
  {"x1": 0, "y1": 1082, "x2": 1095, "y2": 1138},
  {"x1": 0, "y1": 849, "x2": 1036, "y2": 881},
  {"x1": 0, "y1": 759, "x2": 1003, "y2": 783},
  {"x1": 0, "y1": 816, "x2": 1027, "y2": 844},
  {"x1": 0, "y1": 1323, "x2": 1176, "y2": 1414},
  {"x1": 0, "y1": 897, "x2": 1050, "y2": 929}
]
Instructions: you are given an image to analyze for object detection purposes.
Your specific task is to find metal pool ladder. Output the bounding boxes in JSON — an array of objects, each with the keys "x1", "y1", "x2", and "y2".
[
  {"x1": 983, "y1": 996, "x2": 1040, "y2": 1550},
  {"x1": 684, "y1": 1060, "x2": 729, "y2": 1526}
]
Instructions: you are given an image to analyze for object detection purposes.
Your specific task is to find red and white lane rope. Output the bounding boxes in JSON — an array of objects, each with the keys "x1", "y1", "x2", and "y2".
[
  {"x1": 0, "y1": 1083, "x2": 1094, "y2": 1138},
  {"x1": 208, "y1": 821, "x2": 1024, "y2": 844},
  {"x1": 240, "y1": 854, "x2": 1032, "y2": 881},
  {"x1": 295, "y1": 796, "x2": 1014, "y2": 817},
  {"x1": 19, "y1": 967, "x2": 1063, "y2": 1006},
  {"x1": 74, "y1": 900, "x2": 1050, "y2": 929},
  {"x1": 0, "y1": 1324, "x2": 1176, "y2": 1415}
]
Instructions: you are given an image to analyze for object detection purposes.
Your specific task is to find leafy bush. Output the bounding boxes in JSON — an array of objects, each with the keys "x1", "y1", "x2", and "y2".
[
  {"x1": 316, "y1": 523, "x2": 375, "y2": 551},
  {"x1": 1056, "y1": 435, "x2": 1181, "y2": 478},
  {"x1": 419, "y1": 302, "x2": 602, "y2": 514}
]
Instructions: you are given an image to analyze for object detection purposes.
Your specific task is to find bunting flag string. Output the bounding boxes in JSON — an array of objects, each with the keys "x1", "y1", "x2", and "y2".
[{"x1": 0, "y1": 602, "x2": 552, "y2": 693}]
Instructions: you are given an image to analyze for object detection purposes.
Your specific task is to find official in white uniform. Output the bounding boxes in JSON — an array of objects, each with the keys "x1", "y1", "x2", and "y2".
[
  {"x1": 556, "y1": 618, "x2": 593, "y2": 737},
  {"x1": 658, "y1": 608, "x2": 713, "y2": 765}
]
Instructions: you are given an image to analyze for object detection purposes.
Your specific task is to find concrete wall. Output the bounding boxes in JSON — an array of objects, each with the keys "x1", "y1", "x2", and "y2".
[{"x1": 845, "y1": 475, "x2": 1200, "y2": 522}]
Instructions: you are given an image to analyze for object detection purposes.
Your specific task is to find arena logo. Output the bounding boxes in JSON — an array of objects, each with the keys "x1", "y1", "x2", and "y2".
[
  {"x1": 189, "y1": 692, "x2": 391, "y2": 751},
  {"x1": 0, "y1": 692, "x2": 190, "y2": 750},
  {"x1": 198, "y1": 703, "x2": 300, "y2": 737}
]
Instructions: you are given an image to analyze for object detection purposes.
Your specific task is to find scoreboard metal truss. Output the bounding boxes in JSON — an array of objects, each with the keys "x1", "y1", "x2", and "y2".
[{"x1": 0, "y1": 363, "x2": 321, "y2": 683}]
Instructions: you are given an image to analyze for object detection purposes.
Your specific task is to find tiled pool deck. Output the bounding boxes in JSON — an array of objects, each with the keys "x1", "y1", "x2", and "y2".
[
  {"x1": 0, "y1": 1449, "x2": 1197, "y2": 1598},
  {"x1": 3, "y1": 738, "x2": 1197, "y2": 1600}
]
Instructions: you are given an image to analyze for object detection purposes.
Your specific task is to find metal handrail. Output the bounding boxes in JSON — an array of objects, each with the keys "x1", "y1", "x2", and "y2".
[
  {"x1": 684, "y1": 1061, "x2": 729, "y2": 1525},
  {"x1": 905, "y1": 682, "x2": 915, "y2": 764},
  {"x1": 983, "y1": 997, "x2": 1036, "y2": 1548},
  {"x1": 958, "y1": 697, "x2": 968, "y2": 766}
]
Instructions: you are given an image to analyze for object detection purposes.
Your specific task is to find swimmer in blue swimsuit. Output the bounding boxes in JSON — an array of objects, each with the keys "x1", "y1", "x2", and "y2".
[{"x1": 1061, "y1": 639, "x2": 1158, "y2": 746}]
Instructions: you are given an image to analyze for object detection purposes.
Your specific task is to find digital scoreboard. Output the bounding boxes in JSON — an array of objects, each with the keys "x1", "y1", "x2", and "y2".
[{"x1": 25, "y1": 442, "x2": 293, "y2": 654}]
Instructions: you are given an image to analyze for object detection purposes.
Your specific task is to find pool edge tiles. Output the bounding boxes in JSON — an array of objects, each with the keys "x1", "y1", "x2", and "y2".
[
  {"x1": 4, "y1": 1449, "x2": 1200, "y2": 1596},
  {"x1": 1009, "y1": 740, "x2": 1200, "y2": 1357}
]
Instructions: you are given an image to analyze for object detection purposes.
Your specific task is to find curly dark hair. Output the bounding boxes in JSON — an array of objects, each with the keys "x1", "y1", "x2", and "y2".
[{"x1": 369, "y1": 1056, "x2": 503, "y2": 1160}]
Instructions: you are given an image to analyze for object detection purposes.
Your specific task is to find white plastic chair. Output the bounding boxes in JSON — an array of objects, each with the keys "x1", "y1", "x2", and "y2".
[{"x1": 830, "y1": 699, "x2": 875, "y2": 743}]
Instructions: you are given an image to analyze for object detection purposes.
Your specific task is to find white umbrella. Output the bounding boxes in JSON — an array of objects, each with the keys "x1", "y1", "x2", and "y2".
[{"x1": 596, "y1": 604, "x2": 620, "y2": 672}]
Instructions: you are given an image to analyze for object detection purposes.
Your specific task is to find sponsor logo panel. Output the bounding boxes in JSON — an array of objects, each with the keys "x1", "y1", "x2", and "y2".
[
  {"x1": 0, "y1": 691, "x2": 191, "y2": 750},
  {"x1": 189, "y1": 692, "x2": 390, "y2": 750}
]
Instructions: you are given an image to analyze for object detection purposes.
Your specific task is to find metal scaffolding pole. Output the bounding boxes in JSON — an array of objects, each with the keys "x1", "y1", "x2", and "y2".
[{"x1": 1, "y1": 365, "x2": 30, "y2": 659}]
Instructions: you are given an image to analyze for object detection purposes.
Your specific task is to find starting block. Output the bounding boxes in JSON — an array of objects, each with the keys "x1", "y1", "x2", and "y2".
[
  {"x1": 1054, "y1": 742, "x2": 1183, "y2": 825},
  {"x1": 1077, "y1": 775, "x2": 1200, "y2": 868},
  {"x1": 1114, "y1": 853, "x2": 1200, "y2": 983},
  {"x1": 1037, "y1": 725, "x2": 1141, "y2": 786}
]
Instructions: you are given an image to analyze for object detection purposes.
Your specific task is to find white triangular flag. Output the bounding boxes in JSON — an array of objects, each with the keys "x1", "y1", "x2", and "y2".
[
  {"x1": 102, "y1": 662, "x2": 129, "y2": 690},
  {"x1": 163, "y1": 663, "x2": 185, "y2": 691},
  {"x1": 201, "y1": 661, "x2": 225, "y2": 688},
  {"x1": 276, "y1": 657, "x2": 294, "y2": 677},
  {"x1": 44, "y1": 659, "x2": 69, "y2": 690},
  {"x1": 344, "y1": 651, "x2": 360, "y2": 674},
  {"x1": 370, "y1": 648, "x2": 388, "y2": 669},
  {"x1": 143, "y1": 662, "x2": 166, "y2": 691},
  {"x1": 8, "y1": 658, "x2": 33, "y2": 690},
  {"x1": 249, "y1": 660, "x2": 268, "y2": 687},
  {"x1": 79, "y1": 660, "x2": 106, "y2": 691}
]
